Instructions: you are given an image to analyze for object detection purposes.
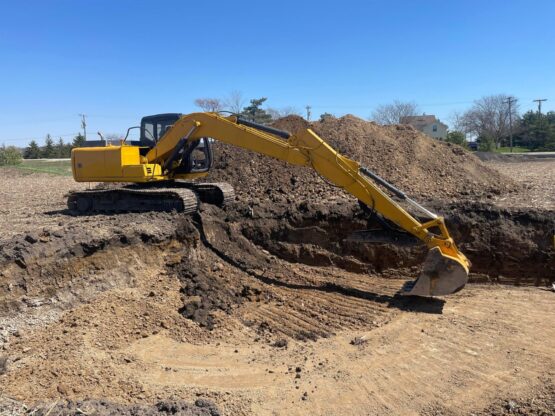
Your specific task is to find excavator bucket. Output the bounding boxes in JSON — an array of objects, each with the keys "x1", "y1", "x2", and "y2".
[{"x1": 403, "y1": 247, "x2": 469, "y2": 297}]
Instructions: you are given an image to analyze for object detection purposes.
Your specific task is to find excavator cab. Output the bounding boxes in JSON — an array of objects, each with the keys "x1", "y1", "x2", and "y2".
[
  {"x1": 139, "y1": 113, "x2": 213, "y2": 174},
  {"x1": 140, "y1": 113, "x2": 182, "y2": 146}
]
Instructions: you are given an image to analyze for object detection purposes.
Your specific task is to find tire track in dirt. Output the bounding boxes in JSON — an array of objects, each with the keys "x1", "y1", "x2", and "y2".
[
  {"x1": 272, "y1": 286, "x2": 555, "y2": 416},
  {"x1": 184, "y1": 211, "x2": 409, "y2": 340}
]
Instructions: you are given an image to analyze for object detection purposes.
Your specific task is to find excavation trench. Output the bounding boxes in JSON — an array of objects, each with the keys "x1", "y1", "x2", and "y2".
[
  {"x1": 169, "y1": 200, "x2": 555, "y2": 337},
  {"x1": 0, "y1": 201, "x2": 552, "y2": 340},
  {"x1": 225, "y1": 201, "x2": 554, "y2": 284}
]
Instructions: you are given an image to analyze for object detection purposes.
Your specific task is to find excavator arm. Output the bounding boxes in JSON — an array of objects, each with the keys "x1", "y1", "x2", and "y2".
[{"x1": 147, "y1": 112, "x2": 470, "y2": 297}]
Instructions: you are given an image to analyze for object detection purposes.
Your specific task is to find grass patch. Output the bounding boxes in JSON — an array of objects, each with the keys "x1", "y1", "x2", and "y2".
[{"x1": 11, "y1": 159, "x2": 72, "y2": 176}]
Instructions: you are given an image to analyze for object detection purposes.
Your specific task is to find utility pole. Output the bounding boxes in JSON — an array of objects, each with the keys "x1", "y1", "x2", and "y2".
[
  {"x1": 533, "y1": 98, "x2": 547, "y2": 115},
  {"x1": 79, "y1": 114, "x2": 87, "y2": 140},
  {"x1": 504, "y1": 97, "x2": 517, "y2": 153},
  {"x1": 305, "y1": 105, "x2": 311, "y2": 122}
]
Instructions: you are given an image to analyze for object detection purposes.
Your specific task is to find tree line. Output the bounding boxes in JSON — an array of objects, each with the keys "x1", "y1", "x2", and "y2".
[
  {"x1": 370, "y1": 94, "x2": 555, "y2": 151},
  {"x1": 5, "y1": 92, "x2": 551, "y2": 166},
  {"x1": 194, "y1": 92, "x2": 301, "y2": 124},
  {"x1": 22, "y1": 133, "x2": 86, "y2": 159}
]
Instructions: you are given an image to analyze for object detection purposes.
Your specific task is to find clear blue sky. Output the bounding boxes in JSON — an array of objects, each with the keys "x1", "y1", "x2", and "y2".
[{"x1": 1, "y1": 0, "x2": 554, "y2": 146}]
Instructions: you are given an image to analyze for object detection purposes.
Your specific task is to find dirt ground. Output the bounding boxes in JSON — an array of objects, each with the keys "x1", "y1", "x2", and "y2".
[
  {"x1": 490, "y1": 160, "x2": 555, "y2": 210},
  {"x1": 0, "y1": 168, "x2": 90, "y2": 242},
  {"x1": 0, "y1": 153, "x2": 554, "y2": 415}
]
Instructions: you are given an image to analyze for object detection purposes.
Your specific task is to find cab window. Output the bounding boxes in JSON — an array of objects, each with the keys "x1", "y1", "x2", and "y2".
[
  {"x1": 143, "y1": 122, "x2": 155, "y2": 141},
  {"x1": 156, "y1": 120, "x2": 174, "y2": 141}
]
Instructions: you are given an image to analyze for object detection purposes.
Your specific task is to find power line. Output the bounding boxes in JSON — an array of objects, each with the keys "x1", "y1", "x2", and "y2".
[
  {"x1": 504, "y1": 97, "x2": 517, "y2": 153},
  {"x1": 78, "y1": 113, "x2": 87, "y2": 140},
  {"x1": 533, "y1": 98, "x2": 547, "y2": 115}
]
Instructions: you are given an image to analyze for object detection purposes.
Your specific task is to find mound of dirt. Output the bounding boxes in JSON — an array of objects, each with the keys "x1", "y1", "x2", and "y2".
[{"x1": 209, "y1": 115, "x2": 516, "y2": 204}]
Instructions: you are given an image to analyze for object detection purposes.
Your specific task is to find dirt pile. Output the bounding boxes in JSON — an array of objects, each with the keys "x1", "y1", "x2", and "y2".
[{"x1": 209, "y1": 115, "x2": 517, "y2": 204}]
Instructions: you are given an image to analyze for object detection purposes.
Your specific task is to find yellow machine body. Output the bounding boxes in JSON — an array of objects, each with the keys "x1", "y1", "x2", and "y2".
[{"x1": 72, "y1": 144, "x2": 207, "y2": 182}]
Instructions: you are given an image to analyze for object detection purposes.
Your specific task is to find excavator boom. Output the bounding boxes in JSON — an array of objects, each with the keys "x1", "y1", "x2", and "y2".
[{"x1": 71, "y1": 112, "x2": 470, "y2": 296}]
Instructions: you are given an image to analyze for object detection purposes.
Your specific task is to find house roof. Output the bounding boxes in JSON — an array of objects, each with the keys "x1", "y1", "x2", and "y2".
[
  {"x1": 400, "y1": 115, "x2": 437, "y2": 124},
  {"x1": 400, "y1": 115, "x2": 447, "y2": 129}
]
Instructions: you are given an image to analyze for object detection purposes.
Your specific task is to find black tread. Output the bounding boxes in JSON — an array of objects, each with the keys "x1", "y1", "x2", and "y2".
[
  {"x1": 188, "y1": 182, "x2": 235, "y2": 206},
  {"x1": 67, "y1": 187, "x2": 199, "y2": 215},
  {"x1": 67, "y1": 181, "x2": 235, "y2": 215}
]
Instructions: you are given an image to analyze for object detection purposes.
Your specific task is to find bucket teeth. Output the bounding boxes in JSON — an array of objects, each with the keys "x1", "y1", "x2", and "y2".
[{"x1": 403, "y1": 247, "x2": 469, "y2": 297}]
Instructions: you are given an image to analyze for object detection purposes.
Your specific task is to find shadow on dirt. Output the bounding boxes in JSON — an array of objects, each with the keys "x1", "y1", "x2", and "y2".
[
  {"x1": 257, "y1": 275, "x2": 445, "y2": 314},
  {"x1": 44, "y1": 209, "x2": 71, "y2": 216},
  {"x1": 191, "y1": 213, "x2": 445, "y2": 316}
]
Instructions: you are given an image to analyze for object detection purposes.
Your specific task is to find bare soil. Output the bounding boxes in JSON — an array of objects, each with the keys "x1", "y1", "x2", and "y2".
[
  {"x1": 0, "y1": 167, "x2": 90, "y2": 242},
  {"x1": 490, "y1": 159, "x2": 555, "y2": 210},
  {"x1": 0, "y1": 121, "x2": 554, "y2": 415}
]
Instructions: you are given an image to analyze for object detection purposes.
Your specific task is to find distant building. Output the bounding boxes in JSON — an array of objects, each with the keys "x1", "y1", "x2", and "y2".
[{"x1": 400, "y1": 115, "x2": 448, "y2": 140}]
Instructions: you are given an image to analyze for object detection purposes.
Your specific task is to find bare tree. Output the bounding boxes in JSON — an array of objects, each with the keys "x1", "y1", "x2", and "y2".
[
  {"x1": 448, "y1": 110, "x2": 466, "y2": 132},
  {"x1": 460, "y1": 94, "x2": 519, "y2": 147},
  {"x1": 224, "y1": 90, "x2": 246, "y2": 114},
  {"x1": 194, "y1": 98, "x2": 223, "y2": 112},
  {"x1": 370, "y1": 100, "x2": 420, "y2": 125},
  {"x1": 267, "y1": 106, "x2": 302, "y2": 120}
]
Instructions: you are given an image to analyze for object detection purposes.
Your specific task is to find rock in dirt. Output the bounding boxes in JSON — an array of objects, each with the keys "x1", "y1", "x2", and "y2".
[
  {"x1": 0, "y1": 356, "x2": 7, "y2": 375},
  {"x1": 272, "y1": 338, "x2": 288, "y2": 348},
  {"x1": 350, "y1": 336, "x2": 368, "y2": 346}
]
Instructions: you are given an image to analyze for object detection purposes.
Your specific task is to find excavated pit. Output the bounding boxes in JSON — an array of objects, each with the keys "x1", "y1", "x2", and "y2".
[
  {"x1": 1, "y1": 201, "x2": 553, "y2": 339},
  {"x1": 169, "y1": 201, "x2": 554, "y2": 336},
  {"x1": 0, "y1": 200, "x2": 553, "y2": 412}
]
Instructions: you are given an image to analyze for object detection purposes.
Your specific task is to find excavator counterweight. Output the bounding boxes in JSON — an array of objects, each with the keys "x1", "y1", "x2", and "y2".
[{"x1": 69, "y1": 112, "x2": 470, "y2": 297}]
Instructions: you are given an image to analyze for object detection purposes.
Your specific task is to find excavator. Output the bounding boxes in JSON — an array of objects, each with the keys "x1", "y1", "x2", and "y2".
[{"x1": 68, "y1": 112, "x2": 470, "y2": 297}]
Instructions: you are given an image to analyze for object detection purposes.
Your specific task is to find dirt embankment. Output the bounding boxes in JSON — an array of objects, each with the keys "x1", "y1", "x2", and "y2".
[{"x1": 232, "y1": 200, "x2": 554, "y2": 285}]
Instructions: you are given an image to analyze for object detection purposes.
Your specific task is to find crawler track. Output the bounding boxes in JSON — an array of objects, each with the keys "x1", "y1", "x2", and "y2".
[
  {"x1": 67, "y1": 187, "x2": 199, "y2": 214},
  {"x1": 187, "y1": 182, "x2": 235, "y2": 207},
  {"x1": 66, "y1": 181, "x2": 234, "y2": 215}
]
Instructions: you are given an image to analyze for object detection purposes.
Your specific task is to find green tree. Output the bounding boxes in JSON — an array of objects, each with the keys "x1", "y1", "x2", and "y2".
[
  {"x1": 446, "y1": 131, "x2": 467, "y2": 147},
  {"x1": 55, "y1": 138, "x2": 67, "y2": 157},
  {"x1": 65, "y1": 142, "x2": 73, "y2": 156},
  {"x1": 24, "y1": 140, "x2": 41, "y2": 159},
  {"x1": 517, "y1": 110, "x2": 555, "y2": 150},
  {"x1": 0, "y1": 145, "x2": 22, "y2": 166},
  {"x1": 240, "y1": 98, "x2": 273, "y2": 124},
  {"x1": 543, "y1": 111, "x2": 555, "y2": 150},
  {"x1": 478, "y1": 134, "x2": 495, "y2": 151},
  {"x1": 42, "y1": 134, "x2": 55, "y2": 158},
  {"x1": 319, "y1": 112, "x2": 335, "y2": 122},
  {"x1": 72, "y1": 133, "x2": 86, "y2": 148}
]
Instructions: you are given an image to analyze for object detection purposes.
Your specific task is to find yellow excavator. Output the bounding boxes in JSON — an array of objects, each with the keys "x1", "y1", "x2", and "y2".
[{"x1": 69, "y1": 112, "x2": 470, "y2": 297}]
